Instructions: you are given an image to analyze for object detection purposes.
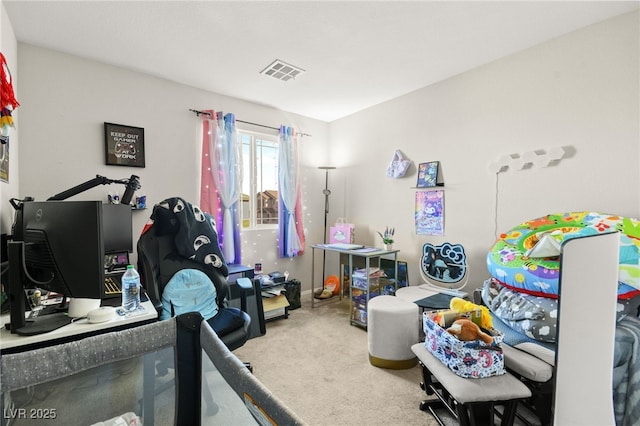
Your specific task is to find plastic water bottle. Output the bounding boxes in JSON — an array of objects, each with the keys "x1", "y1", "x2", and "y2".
[{"x1": 121, "y1": 264, "x2": 141, "y2": 313}]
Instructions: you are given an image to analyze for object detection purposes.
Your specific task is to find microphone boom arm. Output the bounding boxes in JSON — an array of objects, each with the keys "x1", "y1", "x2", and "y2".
[{"x1": 47, "y1": 174, "x2": 140, "y2": 203}]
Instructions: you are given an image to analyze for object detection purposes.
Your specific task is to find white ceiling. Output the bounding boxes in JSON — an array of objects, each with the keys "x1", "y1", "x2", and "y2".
[{"x1": 4, "y1": 1, "x2": 639, "y2": 122}]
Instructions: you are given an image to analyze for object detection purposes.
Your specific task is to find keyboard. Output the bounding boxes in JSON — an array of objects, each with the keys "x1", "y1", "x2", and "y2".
[{"x1": 104, "y1": 275, "x2": 122, "y2": 296}]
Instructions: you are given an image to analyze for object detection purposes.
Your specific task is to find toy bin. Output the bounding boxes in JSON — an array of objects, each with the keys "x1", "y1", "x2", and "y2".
[
  {"x1": 422, "y1": 310, "x2": 505, "y2": 378},
  {"x1": 352, "y1": 275, "x2": 378, "y2": 290}
]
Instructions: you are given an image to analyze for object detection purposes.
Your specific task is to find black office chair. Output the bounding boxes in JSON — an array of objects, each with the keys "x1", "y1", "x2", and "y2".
[
  {"x1": 137, "y1": 197, "x2": 254, "y2": 353},
  {"x1": 136, "y1": 198, "x2": 254, "y2": 416},
  {"x1": 137, "y1": 214, "x2": 252, "y2": 353}
]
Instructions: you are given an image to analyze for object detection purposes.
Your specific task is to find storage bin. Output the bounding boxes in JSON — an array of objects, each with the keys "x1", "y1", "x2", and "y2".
[
  {"x1": 352, "y1": 275, "x2": 378, "y2": 290},
  {"x1": 422, "y1": 310, "x2": 504, "y2": 378}
]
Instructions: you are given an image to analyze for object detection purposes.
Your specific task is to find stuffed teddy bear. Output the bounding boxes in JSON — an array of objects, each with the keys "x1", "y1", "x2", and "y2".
[{"x1": 446, "y1": 317, "x2": 494, "y2": 344}]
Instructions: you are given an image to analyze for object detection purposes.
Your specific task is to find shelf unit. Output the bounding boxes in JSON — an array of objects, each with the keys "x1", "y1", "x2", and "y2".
[
  {"x1": 350, "y1": 268, "x2": 398, "y2": 329},
  {"x1": 345, "y1": 251, "x2": 399, "y2": 329},
  {"x1": 311, "y1": 245, "x2": 399, "y2": 321},
  {"x1": 261, "y1": 282, "x2": 290, "y2": 322}
]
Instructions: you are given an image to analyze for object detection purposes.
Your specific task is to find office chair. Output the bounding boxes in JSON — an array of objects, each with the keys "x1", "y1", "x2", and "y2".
[
  {"x1": 136, "y1": 200, "x2": 255, "y2": 416},
  {"x1": 137, "y1": 217, "x2": 252, "y2": 353}
]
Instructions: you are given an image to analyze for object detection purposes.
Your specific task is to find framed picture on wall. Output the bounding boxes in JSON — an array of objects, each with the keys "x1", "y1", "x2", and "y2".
[
  {"x1": 416, "y1": 161, "x2": 440, "y2": 188},
  {"x1": 104, "y1": 122, "x2": 145, "y2": 167}
]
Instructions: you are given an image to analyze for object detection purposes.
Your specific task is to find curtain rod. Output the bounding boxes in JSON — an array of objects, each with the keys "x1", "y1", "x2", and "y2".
[{"x1": 189, "y1": 109, "x2": 311, "y2": 137}]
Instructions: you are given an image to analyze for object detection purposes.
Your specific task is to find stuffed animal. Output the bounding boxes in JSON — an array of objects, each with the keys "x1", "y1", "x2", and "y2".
[
  {"x1": 446, "y1": 317, "x2": 494, "y2": 344},
  {"x1": 449, "y1": 297, "x2": 493, "y2": 330}
]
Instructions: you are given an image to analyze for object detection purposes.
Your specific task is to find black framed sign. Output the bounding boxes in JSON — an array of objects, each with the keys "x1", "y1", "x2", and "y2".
[
  {"x1": 104, "y1": 122, "x2": 145, "y2": 167},
  {"x1": 416, "y1": 161, "x2": 442, "y2": 188}
]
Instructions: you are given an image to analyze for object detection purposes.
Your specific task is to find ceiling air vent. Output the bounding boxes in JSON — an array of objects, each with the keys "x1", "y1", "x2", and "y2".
[{"x1": 260, "y1": 59, "x2": 305, "y2": 81}]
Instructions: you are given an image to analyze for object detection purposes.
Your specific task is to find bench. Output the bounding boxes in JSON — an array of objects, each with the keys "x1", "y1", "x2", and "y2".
[{"x1": 411, "y1": 343, "x2": 532, "y2": 426}]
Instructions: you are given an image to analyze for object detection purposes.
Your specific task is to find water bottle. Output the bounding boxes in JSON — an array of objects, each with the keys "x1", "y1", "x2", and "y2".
[{"x1": 121, "y1": 264, "x2": 141, "y2": 313}]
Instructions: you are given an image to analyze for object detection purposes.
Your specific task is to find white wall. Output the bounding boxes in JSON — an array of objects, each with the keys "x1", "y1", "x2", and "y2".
[
  {"x1": 15, "y1": 44, "x2": 330, "y2": 288},
  {"x1": 0, "y1": 0, "x2": 19, "y2": 238},
  {"x1": 9, "y1": 10, "x2": 640, "y2": 294},
  {"x1": 328, "y1": 11, "x2": 640, "y2": 289}
]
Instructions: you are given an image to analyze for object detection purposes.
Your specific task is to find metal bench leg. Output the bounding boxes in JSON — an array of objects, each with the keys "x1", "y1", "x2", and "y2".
[
  {"x1": 456, "y1": 404, "x2": 472, "y2": 426},
  {"x1": 501, "y1": 401, "x2": 518, "y2": 426},
  {"x1": 416, "y1": 357, "x2": 528, "y2": 426}
]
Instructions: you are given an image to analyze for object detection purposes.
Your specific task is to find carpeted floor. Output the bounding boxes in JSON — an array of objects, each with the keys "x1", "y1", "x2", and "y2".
[
  {"x1": 233, "y1": 297, "x2": 441, "y2": 426},
  {"x1": 233, "y1": 296, "x2": 541, "y2": 426}
]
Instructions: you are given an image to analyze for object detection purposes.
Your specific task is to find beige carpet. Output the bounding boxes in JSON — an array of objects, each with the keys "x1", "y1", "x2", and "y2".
[{"x1": 233, "y1": 297, "x2": 440, "y2": 426}]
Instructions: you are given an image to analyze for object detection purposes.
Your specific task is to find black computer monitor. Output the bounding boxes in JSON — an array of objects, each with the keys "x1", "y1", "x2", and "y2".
[
  {"x1": 102, "y1": 203, "x2": 133, "y2": 253},
  {"x1": 7, "y1": 200, "x2": 106, "y2": 335}
]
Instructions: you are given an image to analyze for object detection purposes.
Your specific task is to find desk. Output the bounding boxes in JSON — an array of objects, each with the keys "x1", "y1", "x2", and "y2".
[
  {"x1": 0, "y1": 299, "x2": 158, "y2": 355},
  {"x1": 227, "y1": 263, "x2": 255, "y2": 279},
  {"x1": 311, "y1": 245, "x2": 399, "y2": 316},
  {"x1": 1, "y1": 299, "x2": 158, "y2": 426}
]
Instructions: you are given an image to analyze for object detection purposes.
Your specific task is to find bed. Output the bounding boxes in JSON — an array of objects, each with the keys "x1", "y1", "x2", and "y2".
[{"x1": 484, "y1": 221, "x2": 640, "y2": 425}]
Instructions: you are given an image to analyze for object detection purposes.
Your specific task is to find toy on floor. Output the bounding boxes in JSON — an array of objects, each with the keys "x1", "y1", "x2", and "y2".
[
  {"x1": 325, "y1": 275, "x2": 340, "y2": 295},
  {"x1": 446, "y1": 318, "x2": 494, "y2": 344},
  {"x1": 314, "y1": 275, "x2": 340, "y2": 299}
]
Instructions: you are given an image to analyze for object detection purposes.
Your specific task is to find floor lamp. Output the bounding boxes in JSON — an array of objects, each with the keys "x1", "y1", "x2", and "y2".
[{"x1": 318, "y1": 166, "x2": 336, "y2": 290}]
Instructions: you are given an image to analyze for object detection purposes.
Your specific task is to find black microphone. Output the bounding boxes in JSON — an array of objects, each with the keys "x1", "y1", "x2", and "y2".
[{"x1": 121, "y1": 175, "x2": 140, "y2": 205}]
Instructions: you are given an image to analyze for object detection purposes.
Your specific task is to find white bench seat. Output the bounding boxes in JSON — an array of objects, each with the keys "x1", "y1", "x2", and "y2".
[{"x1": 412, "y1": 343, "x2": 532, "y2": 425}]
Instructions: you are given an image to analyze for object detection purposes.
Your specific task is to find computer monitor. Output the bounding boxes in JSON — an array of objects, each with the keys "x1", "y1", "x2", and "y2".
[
  {"x1": 102, "y1": 203, "x2": 133, "y2": 253},
  {"x1": 7, "y1": 200, "x2": 106, "y2": 335}
]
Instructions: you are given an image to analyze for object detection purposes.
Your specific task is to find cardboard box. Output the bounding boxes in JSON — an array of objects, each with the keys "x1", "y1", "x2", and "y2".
[
  {"x1": 422, "y1": 310, "x2": 505, "y2": 378},
  {"x1": 262, "y1": 294, "x2": 290, "y2": 313}
]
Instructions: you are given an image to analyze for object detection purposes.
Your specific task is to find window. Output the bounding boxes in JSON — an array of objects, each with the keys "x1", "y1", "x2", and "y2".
[{"x1": 239, "y1": 131, "x2": 279, "y2": 228}]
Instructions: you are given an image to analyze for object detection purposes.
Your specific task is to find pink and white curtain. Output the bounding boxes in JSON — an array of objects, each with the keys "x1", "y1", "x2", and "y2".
[
  {"x1": 199, "y1": 110, "x2": 242, "y2": 264},
  {"x1": 278, "y1": 126, "x2": 305, "y2": 257}
]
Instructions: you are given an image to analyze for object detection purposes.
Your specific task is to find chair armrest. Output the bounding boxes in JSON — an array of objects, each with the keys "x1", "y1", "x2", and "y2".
[
  {"x1": 226, "y1": 277, "x2": 266, "y2": 338},
  {"x1": 234, "y1": 278, "x2": 252, "y2": 312},
  {"x1": 236, "y1": 277, "x2": 253, "y2": 291}
]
